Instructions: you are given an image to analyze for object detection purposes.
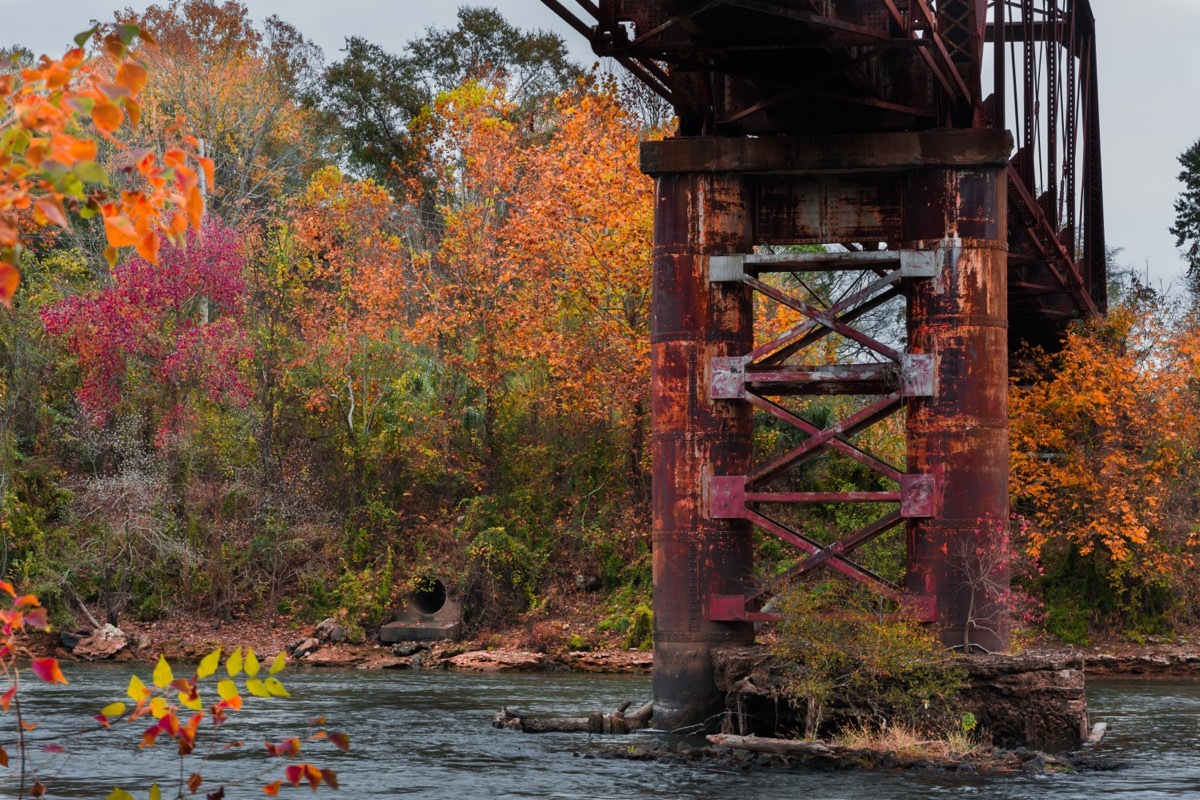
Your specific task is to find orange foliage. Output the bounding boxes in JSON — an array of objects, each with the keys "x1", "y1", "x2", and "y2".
[
  {"x1": 1010, "y1": 286, "x2": 1200, "y2": 591},
  {"x1": 407, "y1": 78, "x2": 655, "y2": 482},
  {"x1": 0, "y1": 24, "x2": 207, "y2": 297}
]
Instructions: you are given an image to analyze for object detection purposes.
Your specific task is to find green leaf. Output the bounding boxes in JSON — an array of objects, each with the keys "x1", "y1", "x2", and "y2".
[
  {"x1": 116, "y1": 24, "x2": 141, "y2": 45},
  {"x1": 55, "y1": 173, "x2": 85, "y2": 199},
  {"x1": 74, "y1": 26, "x2": 100, "y2": 47},
  {"x1": 73, "y1": 161, "x2": 108, "y2": 185}
]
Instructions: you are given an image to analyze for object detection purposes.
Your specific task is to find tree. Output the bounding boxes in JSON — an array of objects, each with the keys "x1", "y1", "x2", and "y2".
[
  {"x1": 1171, "y1": 136, "x2": 1200, "y2": 293},
  {"x1": 323, "y1": 7, "x2": 579, "y2": 193},
  {"x1": 1009, "y1": 282, "x2": 1200, "y2": 630},
  {"x1": 121, "y1": 0, "x2": 329, "y2": 224}
]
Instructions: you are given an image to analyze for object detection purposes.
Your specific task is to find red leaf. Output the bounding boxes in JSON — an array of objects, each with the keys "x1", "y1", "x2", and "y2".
[
  {"x1": 23, "y1": 607, "x2": 48, "y2": 630},
  {"x1": 284, "y1": 765, "x2": 303, "y2": 787},
  {"x1": 41, "y1": 744, "x2": 64, "y2": 754},
  {"x1": 262, "y1": 781, "x2": 282, "y2": 796},
  {"x1": 1, "y1": 686, "x2": 16, "y2": 712},
  {"x1": 319, "y1": 769, "x2": 338, "y2": 790},
  {"x1": 30, "y1": 658, "x2": 67, "y2": 685},
  {"x1": 329, "y1": 731, "x2": 350, "y2": 751}
]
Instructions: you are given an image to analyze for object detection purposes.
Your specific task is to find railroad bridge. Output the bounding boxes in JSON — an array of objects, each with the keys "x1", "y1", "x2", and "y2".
[{"x1": 540, "y1": 0, "x2": 1105, "y2": 728}]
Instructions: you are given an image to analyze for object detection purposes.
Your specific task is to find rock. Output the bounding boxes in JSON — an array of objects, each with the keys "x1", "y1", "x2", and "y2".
[
  {"x1": 302, "y1": 648, "x2": 364, "y2": 668},
  {"x1": 313, "y1": 618, "x2": 346, "y2": 643},
  {"x1": 391, "y1": 641, "x2": 427, "y2": 657},
  {"x1": 59, "y1": 631, "x2": 82, "y2": 651},
  {"x1": 447, "y1": 650, "x2": 548, "y2": 672},
  {"x1": 73, "y1": 624, "x2": 128, "y2": 660},
  {"x1": 285, "y1": 638, "x2": 307, "y2": 655},
  {"x1": 574, "y1": 574, "x2": 602, "y2": 592},
  {"x1": 293, "y1": 637, "x2": 320, "y2": 659},
  {"x1": 557, "y1": 650, "x2": 653, "y2": 673}
]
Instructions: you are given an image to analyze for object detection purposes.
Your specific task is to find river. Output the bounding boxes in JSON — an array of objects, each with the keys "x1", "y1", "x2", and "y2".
[{"x1": 3, "y1": 665, "x2": 1196, "y2": 798}]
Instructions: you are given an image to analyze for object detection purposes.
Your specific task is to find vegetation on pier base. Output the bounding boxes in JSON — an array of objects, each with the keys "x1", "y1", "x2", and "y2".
[{"x1": 770, "y1": 581, "x2": 967, "y2": 740}]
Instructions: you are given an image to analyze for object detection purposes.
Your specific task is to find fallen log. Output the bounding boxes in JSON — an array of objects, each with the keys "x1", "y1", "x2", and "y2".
[
  {"x1": 494, "y1": 700, "x2": 654, "y2": 733},
  {"x1": 707, "y1": 733, "x2": 838, "y2": 757}
]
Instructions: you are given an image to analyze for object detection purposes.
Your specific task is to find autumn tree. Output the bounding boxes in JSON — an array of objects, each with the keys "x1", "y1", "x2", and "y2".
[
  {"x1": 1010, "y1": 283, "x2": 1200, "y2": 635},
  {"x1": 122, "y1": 0, "x2": 329, "y2": 223}
]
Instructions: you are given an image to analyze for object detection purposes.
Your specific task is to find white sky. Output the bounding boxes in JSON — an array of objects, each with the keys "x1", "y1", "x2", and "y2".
[{"x1": 3, "y1": 0, "x2": 1198, "y2": 291}]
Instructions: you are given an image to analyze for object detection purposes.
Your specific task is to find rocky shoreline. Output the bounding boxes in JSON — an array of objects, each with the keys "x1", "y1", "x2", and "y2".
[{"x1": 36, "y1": 616, "x2": 1200, "y2": 681}]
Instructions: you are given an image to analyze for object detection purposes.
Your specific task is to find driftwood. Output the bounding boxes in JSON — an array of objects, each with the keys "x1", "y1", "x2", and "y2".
[
  {"x1": 494, "y1": 700, "x2": 654, "y2": 734},
  {"x1": 706, "y1": 733, "x2": 840, "y2": 757}
]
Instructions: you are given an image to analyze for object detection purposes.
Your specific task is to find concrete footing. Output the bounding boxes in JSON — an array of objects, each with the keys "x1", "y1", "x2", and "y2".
[{"x1": 711, "y1": 645, "x2": 1087, "y2": 749}]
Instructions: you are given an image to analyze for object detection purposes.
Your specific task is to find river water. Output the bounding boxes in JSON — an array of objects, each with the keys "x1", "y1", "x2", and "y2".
[{"x1": 5, "y1": 665, "x2": 1198, "y2": 798}]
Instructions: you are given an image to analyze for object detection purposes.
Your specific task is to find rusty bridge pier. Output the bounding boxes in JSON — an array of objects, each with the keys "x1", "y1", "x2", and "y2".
[
  {"x1": 541, "y1": 0, "x2": 1107, "y2": 732},
  {"x1": 644, "y1": 132, "x2": 1013, "y2": 727},
  {"x1": 649, "y1": 173, "x2": 755, "y2": 728}
]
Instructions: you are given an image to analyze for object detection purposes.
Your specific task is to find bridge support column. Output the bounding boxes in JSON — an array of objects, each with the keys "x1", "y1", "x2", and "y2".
[
  {"x1": 905, "y1": 168, "x2": 1011, "y2": 653},
  {"x1": 642, "y1": 131, "x2": 1013, "y2": 725},
  {"x1": 649, "y1": 170, "x2": 755, "y2": 731}
]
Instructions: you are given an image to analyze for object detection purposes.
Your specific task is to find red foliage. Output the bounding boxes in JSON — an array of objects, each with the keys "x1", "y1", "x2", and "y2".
[{"x1": 42, "y1": 223, "x2": 251, "y2": 441}]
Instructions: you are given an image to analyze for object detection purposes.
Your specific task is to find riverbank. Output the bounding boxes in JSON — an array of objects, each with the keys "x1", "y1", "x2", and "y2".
[{"x1": 36, "y1": 611, "x2": 1200, "y2": 680}]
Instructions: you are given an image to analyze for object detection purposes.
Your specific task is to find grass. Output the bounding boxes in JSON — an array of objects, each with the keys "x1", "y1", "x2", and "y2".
[{"x1": 834, "y1": 721, "x2": 990, "y2": 760}]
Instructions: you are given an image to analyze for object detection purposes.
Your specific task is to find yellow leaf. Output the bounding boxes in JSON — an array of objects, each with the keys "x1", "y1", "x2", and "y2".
[
  {"x1": 178, "y1": 692, "x2": 202, "y2": 712},
  {"x1": 100, "y1": 702, "x2": 126, "y2": 719},
  {"x1": 245, "y1": 679, "x2": 270, "y2": 698},
  {"x1": 152, "y1": 656, "x2": 173, "y2": 689},
  {"x1": 126, "y1": 675, "x2": 150, "y2": 702},
  {"x1": 197, "y1": 648, "x2": 221, "y2": 680},
  {"x1": 217, "y1": 680, "x2": 239, "y2": 701},
  {"x1": 263, "y1": 678, "x2": 290, "y2": 698},
  {"x1": 245, "y1": 648, "x2": 260, "y2": 677},
  {"x1": 269, "y1": 652, "x2": 286, "y2": 676},
  {"x1": 226, "y1": 646, "x2": 243, "y2": 678},
  {"x1": 149, "y1": 697, "x2": 168, "y2": 719},
  {"x1": 149, "y1": 784, "x2": 161, "y2": 800}
]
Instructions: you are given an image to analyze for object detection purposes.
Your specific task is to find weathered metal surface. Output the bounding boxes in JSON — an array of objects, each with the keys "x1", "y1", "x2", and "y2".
[
  {"x1": 543, "y1": 0, "x2": 1106, "y2": 719},
  {"x1": 650, "y1": 172, "x2": 755, "y2": 730}
]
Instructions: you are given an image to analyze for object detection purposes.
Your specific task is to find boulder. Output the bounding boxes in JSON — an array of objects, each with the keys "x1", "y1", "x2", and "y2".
[
  {"x1": 313, "y1": 618, "x2": 347, "y2": 643},
  {"x1": 293, "y1": 637, "x2": 320, "y2": 659},
  {"x1": 391, "y1": 641, "x2": 427, "y2": 657},
  {"x1": 447, "y1": 650, "x2": 548, "y2": 672},
  {"x1": 73, "y1": 624, "x2": 128, "y2": 660}
]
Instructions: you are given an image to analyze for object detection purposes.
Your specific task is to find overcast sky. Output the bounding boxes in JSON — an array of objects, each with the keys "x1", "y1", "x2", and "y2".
[{"x1": 4, "y1": 0, "x2": 1198, "y2": 291}]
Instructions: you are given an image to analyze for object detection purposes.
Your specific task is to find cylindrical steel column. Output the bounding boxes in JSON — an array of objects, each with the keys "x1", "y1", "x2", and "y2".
[
  {"x1": 650, "y1": 168, "x2": 755, "y2": 730},
  {"x1": 906, "y1": 164, "x2": 1011, "y2": 652}
]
